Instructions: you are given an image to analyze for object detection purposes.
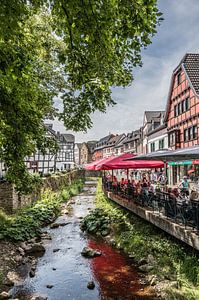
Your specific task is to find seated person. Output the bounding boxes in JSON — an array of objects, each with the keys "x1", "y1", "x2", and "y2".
[
  {"x1": 178, "y1": 176, "x2": 189, "y2": 196},
  {"x1": 141, "y1": 178, "x2": 149, "y2": 195}
]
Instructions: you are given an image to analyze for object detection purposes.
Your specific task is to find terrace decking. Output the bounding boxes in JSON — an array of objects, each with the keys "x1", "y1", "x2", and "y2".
[{"x1": 104, "y1": 190, "x2": 199, "y2": 251}]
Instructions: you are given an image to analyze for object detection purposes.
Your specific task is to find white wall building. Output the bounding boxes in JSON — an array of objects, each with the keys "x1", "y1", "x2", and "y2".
[{"x1": 147, "y1": 125, "x2": 168, "y2": 153}]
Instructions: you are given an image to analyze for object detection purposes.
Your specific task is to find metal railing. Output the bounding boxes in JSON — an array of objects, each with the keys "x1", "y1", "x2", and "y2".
[{"x1": 102, "y1": 179, "x2": 199, "y2": 230}]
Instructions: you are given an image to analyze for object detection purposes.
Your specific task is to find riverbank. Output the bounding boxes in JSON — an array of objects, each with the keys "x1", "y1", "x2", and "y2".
[
  {"x1": 0, "y1": 179, "x2": 83, "y2": 294},
  {"x1": 82, "y1": 179, "x2": 199, "y2": 300}
]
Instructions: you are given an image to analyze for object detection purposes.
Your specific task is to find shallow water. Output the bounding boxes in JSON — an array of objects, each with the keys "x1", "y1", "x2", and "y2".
[{"x1": 11, "y1": 181, "x2": 155, "y2": 300}]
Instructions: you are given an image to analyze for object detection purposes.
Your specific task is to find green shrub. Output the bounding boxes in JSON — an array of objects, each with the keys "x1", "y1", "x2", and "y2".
[{"x1": 0, "y1": 179, "x2": 84, "y2": 241}]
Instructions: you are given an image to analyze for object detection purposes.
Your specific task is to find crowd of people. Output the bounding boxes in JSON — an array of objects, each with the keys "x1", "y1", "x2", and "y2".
[{"x1": 103, "y1": 171, "x2": 199, "y2": 202}]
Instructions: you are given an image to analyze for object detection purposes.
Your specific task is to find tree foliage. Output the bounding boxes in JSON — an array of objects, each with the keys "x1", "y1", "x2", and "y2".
[{"x1": 0, "y1": 0, "x2": 162, "y2": 192}]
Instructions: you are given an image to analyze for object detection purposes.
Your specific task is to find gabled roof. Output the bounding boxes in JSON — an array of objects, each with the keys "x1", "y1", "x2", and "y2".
[
  {"x1": 95, "y1": 134, "x2": 115, "y2": 150},
  {"x1": 122, "y1": 129, "x2": 142, "y2": 144},
  {"x1": 87, "y1": 141, "x2": 97, "y2": 153},
  {"x1": 60, "y1": 134, "x2": 75, "y2": 143},
  {"x1": 165, "y1": 53, "x2": 199, "y2": 121},
  {"x1": 105, "y1": 134, "x2": 126, "y2": 148},
  {"x1": 183, "y1": 53, "x2": 199, "y2": 95},
  {"x1": 114, "y1": 134, "x2": 126, "y2": 147},
  {"x1": 75, "y1": 143, "x2": 82, "y2": 149},
  {"x1": 144, "y1": 111, "x2": 165, "y2": 124}
]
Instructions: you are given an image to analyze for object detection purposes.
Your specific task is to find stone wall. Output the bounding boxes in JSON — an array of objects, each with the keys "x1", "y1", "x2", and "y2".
[{"x1": 0, "y1": 169, "x2": 85, "y2": 214}]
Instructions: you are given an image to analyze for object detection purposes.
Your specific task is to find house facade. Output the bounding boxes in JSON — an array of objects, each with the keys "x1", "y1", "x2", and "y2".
[
  {"x1": 122, "y1": 129, "x2": 142, "y2": 154},
  {"x1": 165, "y1": 53, "x2": 199, "y2": 150},
  {"x1": 164, "y1": 53, "x2": 199, "y2": 184},
  {"x1": 80, "y1": 141, "x2": 96, "y2": 165},
  {"x1": 103, "y1": 134, "x2": 126, "y2": 157},
  {"x1": 74, "y1": 143, "x2": 82, "y2": 166},
  {"x1": 147, "y1": 125, "x2": 168, "y2": 153},
  {"x1": 142, "y1": 111, "x2": 165, "y2": 154},
  {"x1": 93, "y1": 134, "x2": 114, "y2": 161},
  {"x1": 26, "y1": 124, "x2": 75, "y2": 174}
]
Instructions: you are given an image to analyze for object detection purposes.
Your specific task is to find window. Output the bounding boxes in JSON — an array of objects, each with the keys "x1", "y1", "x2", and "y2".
[
  {"x1": 169, "y1": 130, "x2": 180, "y2": 146},
  {"x1": 184, "y1": 129, "x2": 188, "y2": 141},
  {"x1": 181, "y1": 100, "x2": 185, "y2": 113},
  {"x1": 150, "y1": 142, "x2": 155, "y2": 152},
  {"x1": 185, "y1": 97, "x2": 190, "y2": 111},
  {"x1": 188, "y1": 127, "x2": 193, "y2": 140},
  {"x1": 177, "y1": 72, "x2": 181, "y2": 85},
  {"x1": 159, "y1": 139, "x2": 164, "y2": 150},
  {"x1": 174, "y1": 105, "x2": 178, "y2": 117},
  {"x1": 169, "y1": 132, "x2": 174, "y2": 146},
  {"x1": 184, "y1": 125, "x2": 198, "y2": 141},
  {"x1": 178, "y1": 102, "x2": 181, "y2": 115},
  {"x1": 193, "y1": 125, "x2": 197, "y2": 139},
  {"x1": 154, "y1": 122, "x2": 160, "y2": 129}
]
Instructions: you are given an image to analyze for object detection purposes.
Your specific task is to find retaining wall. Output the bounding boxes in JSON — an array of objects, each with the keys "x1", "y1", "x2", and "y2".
[
  {"x1": 0, "y1": 169, "x2": 85, "y2": 214},
  {"x1": 105, "y1": 191, "x2": 199, "y2": 251}
]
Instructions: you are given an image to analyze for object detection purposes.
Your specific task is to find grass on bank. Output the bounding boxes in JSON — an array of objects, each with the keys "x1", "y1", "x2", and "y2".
[
  {"x1": 93, "y1": 179, "x2": 199, "y2": 300},
  {"x1": 0, "y1": 179, "x2": 84, "y2": 242}
]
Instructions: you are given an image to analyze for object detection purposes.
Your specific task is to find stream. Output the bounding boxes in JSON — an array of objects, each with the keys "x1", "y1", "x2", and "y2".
[{"x1": 11, "y1": 181, "x2": 156, "y2": 300}]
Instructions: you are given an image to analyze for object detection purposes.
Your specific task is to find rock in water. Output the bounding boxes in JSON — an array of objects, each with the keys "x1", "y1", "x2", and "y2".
[
  {"x1": 25, "y1": 243, "x2": 45, "y2": 256},
  {"x1": 3, "y1": 271, "x2": 21, "y2": 286},
  {"x1": 87, "y1": 281, "x2": 95, "y2": 289},
  {"x1": 50, "y1": 223, "x2": 59, "y2": 229},
  {"x1": 81, "y1": 247, "x2": 102, "y2": 258},
  {"x1": 46, "y1": 285, "x2": 53, "y2": 289},
  {"x1": 30, "y1": 296, "x2": 48, "y2": 300},
  {"x1": 29, "y1": 269, "x2": 36, "y2": 278},
  {"x1": 0, "y1": 291, "x2": 11, "y2": 299},
  {"x1": 53, "y1": 248, "x2": 60, "y2": 253}
]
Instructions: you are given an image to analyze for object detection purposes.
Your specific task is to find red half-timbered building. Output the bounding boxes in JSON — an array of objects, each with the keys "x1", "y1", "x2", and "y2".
[
  {"x1": 165, "y1": 53, "x2": 199, "y2": 149},
  {"x1": 165, "y1": 53, "x2": 199, "y2": 184}
]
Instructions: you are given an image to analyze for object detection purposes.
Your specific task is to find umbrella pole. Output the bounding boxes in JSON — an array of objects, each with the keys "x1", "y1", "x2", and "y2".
[
  {"x1": 112, "y1": 169, "x2": 113, "y2": 180},
  {"x1": 127, "y1": 169, "x2": 129, "y2": 180},
  {"x1": 164, "y1": 161, "x2": 167, "y2": 190}
]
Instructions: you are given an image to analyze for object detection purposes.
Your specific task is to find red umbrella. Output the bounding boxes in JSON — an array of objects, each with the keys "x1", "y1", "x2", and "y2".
[
  {"x1": 84, "y1": 157, "x2": 114, "y2": 170},
  {"x1": 96, "y1": 153, "x2": 164, "y2": 170},
  {"x1": 96, "y1": 153, "x2": 135, "y2": 170}
]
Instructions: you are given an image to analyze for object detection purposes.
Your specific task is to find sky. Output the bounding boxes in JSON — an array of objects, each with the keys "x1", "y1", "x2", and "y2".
[{"x1": 50, "y1": 0, "x2": 199, "y2": 142}]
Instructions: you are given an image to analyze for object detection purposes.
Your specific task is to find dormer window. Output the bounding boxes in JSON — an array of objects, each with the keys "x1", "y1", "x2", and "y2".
[{"x1": 177, "y1": 72, "x2": 181, "y2": 85}]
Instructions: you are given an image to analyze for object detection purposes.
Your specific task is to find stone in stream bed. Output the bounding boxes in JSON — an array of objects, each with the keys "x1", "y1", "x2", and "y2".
[
  {"x1": 0, "y1": 291, "x2": 11, "y2": 299},
  {"x1": 46, "y1": 285, "x2": 54, "y2": 289},
  {"x1": 87, "y1": 281, "x2": 95, "y2": 289},
  {"x1": 31, "y1": 296, "x2": 48, "y2": 300},
  {"x1": 81, "y1": 247, "x2": 102, "y2": 258},
  {"x1": 53, "y1": 248, "x2": 60, "y2": 253},
  {"x1": 50, "y1": 223, "x2": 60, "y2": 229},
  {"x1": 29, "y1": 268, "x2": 36, "y2": 278},
  {"x1": 59, "y1": 222, "x2": 71, "y2": 226},
  {"x1": 25, "y1": 243, "x2": 45, "y2": 256},
  {"x1": 3, "y1": 271, "x2": 21, "y2": 286}
]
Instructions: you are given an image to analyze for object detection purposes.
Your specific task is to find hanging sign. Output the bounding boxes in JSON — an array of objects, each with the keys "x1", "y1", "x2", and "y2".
[
  {"x1": 168, "y1": 160, "x2": 199, "y2": 166},
  {"x1": 168, "y1": 161, "x2": 192, "y2": 166}
]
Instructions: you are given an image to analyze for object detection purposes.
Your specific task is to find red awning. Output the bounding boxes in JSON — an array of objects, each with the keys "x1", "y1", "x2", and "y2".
[
  {"x1": 84, "y1": 157, "x2": 114, "y2": 170},
  {"x1": 96, "y1": 153, "x2": 164, "y2": 170}
]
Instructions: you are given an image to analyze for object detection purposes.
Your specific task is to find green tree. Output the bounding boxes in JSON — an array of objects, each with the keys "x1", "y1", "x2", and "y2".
[{"x1": 0, "y1": 0, "x2": 162, "y2": 192}]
